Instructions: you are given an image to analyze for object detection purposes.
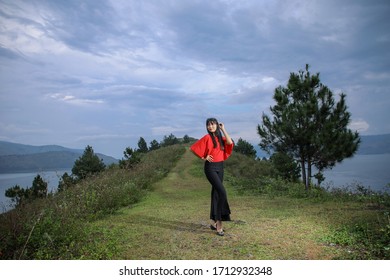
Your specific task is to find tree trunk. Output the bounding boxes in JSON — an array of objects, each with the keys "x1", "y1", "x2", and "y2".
[
  {"x1": 307, "y1": 160, "x2": 312, "y2": 190},
  {"x1": 300, "y1": 158, "x2": 308, "y2": 191}
]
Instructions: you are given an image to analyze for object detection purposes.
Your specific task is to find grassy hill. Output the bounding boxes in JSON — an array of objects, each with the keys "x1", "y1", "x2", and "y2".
[
  {"x1": 1, "y1": 144, "x2": 389, "y2": 260},
  {"x1": 1, "y1": 133, "x2": 388, "y2": 173}
]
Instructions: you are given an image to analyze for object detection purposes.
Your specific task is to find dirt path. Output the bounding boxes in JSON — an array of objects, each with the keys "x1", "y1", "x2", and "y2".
[{"x1": 95, "y1": 149, "x2": 338, "y2": 259}]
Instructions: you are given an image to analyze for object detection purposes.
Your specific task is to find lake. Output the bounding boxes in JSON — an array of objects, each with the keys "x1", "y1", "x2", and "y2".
[
  {"x1": 1, "y1": 154, "x2": 389, "y2": 213},
  {"x1": 0, "y1": 169, "x2": 70, "y2": 212},
  {"x1": 321, "y1": 153, "x2": 390, "y2": 192}
]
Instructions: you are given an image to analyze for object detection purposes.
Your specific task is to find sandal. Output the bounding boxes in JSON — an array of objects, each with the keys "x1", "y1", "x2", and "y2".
[{"x1": 210, "y1": 224, "x2": 217, "y2": 230}]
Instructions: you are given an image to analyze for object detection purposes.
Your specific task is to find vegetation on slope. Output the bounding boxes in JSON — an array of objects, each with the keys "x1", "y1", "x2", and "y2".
[
  {"x1": 0, "y1": 145, "x2": 185, "y2": 259},
  {"x1": 1, "y1": 144, "x2": 389, "y2": 260}
]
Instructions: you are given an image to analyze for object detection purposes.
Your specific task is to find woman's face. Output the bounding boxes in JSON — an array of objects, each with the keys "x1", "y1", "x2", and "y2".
[{"x1": 207, "y1": 121, "x2": 218, "y2": 133}]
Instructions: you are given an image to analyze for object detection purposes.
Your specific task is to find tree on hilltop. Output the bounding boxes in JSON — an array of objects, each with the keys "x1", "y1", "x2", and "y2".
[
  {"x1": 30, "y1": 174, "x2": 48, "y2": 198},
  {"x1": 5, "y1": 174, "x2": 48, "y2": 206},
  {"x1": 72, "y1": 145, "x2": 106, "y2": 180},
  {"x1": 57, "y1": 172, "x2": 75, "y2": 192},
  {"x1": 119, "y1": 147, "x2": 141, "y2": 169},
  {"x1": 149, "y1": 139, "x2": 160, "y2": 151},
  {"x1": 183, "y1": 135, "x2": 191, "y2": 143},
  {"x1": 5, "y1": 185, "x2": 27, "y2": 206},
  {"x1": 161, "y1": 133, "x2": 179, "y2": 147},
  {"x1": 137, "y1": 137, "x2": 148, "y2": 153},
  {"x1": 234, "y1": 138, "x2": 257, "y2": 159},
  {"x1": 270, "y1": 152, "x2": 301, "y2": 182},
  {"x1": 257, "y1": 64, "x2": 360, "y2": 190}
]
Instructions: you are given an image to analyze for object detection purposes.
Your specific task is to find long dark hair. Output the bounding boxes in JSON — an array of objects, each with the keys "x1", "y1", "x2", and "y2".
[{"x1": 206, "y1": 118, "x2": 225, "y2": 150}]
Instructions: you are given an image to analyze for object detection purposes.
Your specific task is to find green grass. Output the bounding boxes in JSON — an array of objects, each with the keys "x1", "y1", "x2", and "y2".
[
  {"x1": 83, "y1": 149, "x2": 387, "y2": 260},
  {"x1": 1, "y1": 145, "x2": 389, "y2": 259},
  {"x1": 0, "y1": 145, "x2": 186, "y2": 259}
]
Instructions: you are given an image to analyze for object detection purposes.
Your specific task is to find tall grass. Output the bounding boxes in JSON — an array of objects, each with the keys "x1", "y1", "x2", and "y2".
[{"x1": 0, "y1": 145, "x2": 185, "y2": 259}]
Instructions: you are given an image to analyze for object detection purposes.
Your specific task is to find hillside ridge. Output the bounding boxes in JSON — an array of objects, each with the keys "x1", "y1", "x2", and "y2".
[
  {"x1": 92, "y1": 148, "x2": 339, "y2": 259},
  {"x1": 1, "y1": 133, "x2": 389, "y2": 173}
]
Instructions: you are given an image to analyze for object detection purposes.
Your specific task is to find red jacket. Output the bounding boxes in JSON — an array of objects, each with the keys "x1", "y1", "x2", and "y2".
[{"x1": 190, "y1": 134, "x2": 234, "y2": 162}]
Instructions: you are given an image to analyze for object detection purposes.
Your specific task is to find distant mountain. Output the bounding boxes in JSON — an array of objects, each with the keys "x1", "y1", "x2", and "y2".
[
  {"x1": 0, "y1": 140, "x2": 84, "y2": 156},
  {"x1": 357, "y1": 134, "x2": 390, "y2": 155},
  {"x1": 0, "y1": 141, "x2": 118, "y2": 173},
  {"x1": 254, "y1": 133, "x2": 390, "y2": 158}
]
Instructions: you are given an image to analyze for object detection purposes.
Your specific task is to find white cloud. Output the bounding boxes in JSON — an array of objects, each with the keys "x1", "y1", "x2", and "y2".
[
  {"x1": 0, "y1": 2, "x2": 69, "y2": 55},
  {"x1": 349, "y1": 119, "x2": 370, "y2": 132},
  {"x1": 363, "y1": 71, "x2": 390, "y2": 81},
  {"x1": 0, "y1": 0, "x2": 389, "y2": 157},
  {"x1": 75, "y1": 133, "x2": 134, "y2": 141},
  {"x1": 48, "y1": 93, "x2": 104, "y2": 106},
  {"x1": 151, "y1": 125, "x2": 189, "y2": 136}
]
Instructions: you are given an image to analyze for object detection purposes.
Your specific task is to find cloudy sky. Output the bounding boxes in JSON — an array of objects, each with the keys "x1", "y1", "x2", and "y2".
[{"x1": 1, "y1": 0, "x2": 389, "y2": 158}]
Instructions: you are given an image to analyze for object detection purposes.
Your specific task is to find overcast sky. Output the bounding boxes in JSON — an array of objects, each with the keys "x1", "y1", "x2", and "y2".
[{"x1": 1, "y1": 0, "x2": 389, "y2": 158}]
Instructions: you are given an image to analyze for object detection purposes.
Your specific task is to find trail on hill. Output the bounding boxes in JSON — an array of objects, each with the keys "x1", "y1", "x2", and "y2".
[{"x1": 94, "y1": 149, "x2": 338, "y2": 259}]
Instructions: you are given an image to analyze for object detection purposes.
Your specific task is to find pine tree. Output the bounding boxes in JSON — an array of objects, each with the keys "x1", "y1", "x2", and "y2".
[
  {"x1": 30, "y1": 174, "x2": 48, "y2": 198},
  {"x1": 161, "y1": 133, "x2": 179, "y2": 147},
  {"x1": 5, "y1": 185, "x2": 26, "y2": 206},
  {"x1": 183, "y1": 135, "x2": 191, "y2": 143},
  {"x1": 57, "y1": 172, "x2": 75, "y2": 192},
  {"x1": 234, "y1": 138, "x2": 257, "y2": 159},
  {"x1": 258, "y1": 65, "x2": 360, "y2": 190},
  {"x1": 119, "y1": 147, "x2": 141, "y2": 169},
  {"x1": 149, "y1": 139, "x2": 160, "y2": 151},
  {"x1": 72, "y1": 145, "x2": 106, "y2": 180},
  {"x1": 137, "y1": 137, "x2": 148, "y2": 153},
  {"x1": 5, "y1": 175, "x2": 48, "y2": 206},
  {"x1": 270, "y1": 152, "x2": 301, "y2": 182}
]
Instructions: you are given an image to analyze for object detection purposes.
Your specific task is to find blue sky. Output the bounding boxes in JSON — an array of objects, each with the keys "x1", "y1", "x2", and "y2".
[{"x1": 1, "y1": 0, "x2": 389, "y2": 159}]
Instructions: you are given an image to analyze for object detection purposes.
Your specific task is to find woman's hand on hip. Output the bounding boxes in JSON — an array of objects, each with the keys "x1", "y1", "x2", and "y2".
[{"x1": 204, "y1": 155, "x2": 214, "y2": 162}]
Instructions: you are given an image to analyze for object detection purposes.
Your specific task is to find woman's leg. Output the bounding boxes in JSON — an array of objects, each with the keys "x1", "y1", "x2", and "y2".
[{"x1": 205, "y1": 168, "x2": 230, "y2": 234}]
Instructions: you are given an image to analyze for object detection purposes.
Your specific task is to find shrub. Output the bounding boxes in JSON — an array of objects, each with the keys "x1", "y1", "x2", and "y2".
[{"x1": 225, "y1": 152, "x2": 275, "y2": 178}]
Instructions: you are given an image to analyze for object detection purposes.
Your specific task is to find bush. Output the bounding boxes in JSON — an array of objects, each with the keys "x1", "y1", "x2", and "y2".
[{"x1": 225, "y1": 152, "x2": 275, "y2": 178}]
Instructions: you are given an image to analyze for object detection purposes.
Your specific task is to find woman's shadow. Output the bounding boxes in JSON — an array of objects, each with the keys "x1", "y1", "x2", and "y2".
[{"x1": 129, "y1": 214, "x2": 211, "y2": 234}]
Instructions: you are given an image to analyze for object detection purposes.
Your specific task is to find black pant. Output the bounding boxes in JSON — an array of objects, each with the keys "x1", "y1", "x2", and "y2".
[{"x1": 204, "y1": 161, "x2": 231, "y2": 221}]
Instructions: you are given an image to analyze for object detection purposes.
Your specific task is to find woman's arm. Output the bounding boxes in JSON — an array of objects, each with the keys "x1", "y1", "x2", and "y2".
[
  {"x1": 219, "y1": 123, "x2": 233, "y2": 145},
  {"x1": 189, "y1": 148, "x2": 213, "y2": 162},
  {"x1": 190, "y1": 134, "x2": 214, "y2": 161}
]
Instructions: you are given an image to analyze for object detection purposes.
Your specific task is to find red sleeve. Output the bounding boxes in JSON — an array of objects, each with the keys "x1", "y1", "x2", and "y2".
[
  {"x1": 223, "y1": 138, "x2": 234, "y2": 160},
  {"x1": 190, "y1": 135, "x2": 210, "y2": 159}
]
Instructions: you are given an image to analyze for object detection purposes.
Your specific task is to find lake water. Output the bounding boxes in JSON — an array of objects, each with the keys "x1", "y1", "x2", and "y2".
[
  {"x1": 321, "y1": 154, "x2": 390, "y2": 192},
  {"x1": 1, "y1": 154, "x2": 389, "y2": 212},
  {"x1": 0, "y1": 169, "x2": 70, "y2": 212}
]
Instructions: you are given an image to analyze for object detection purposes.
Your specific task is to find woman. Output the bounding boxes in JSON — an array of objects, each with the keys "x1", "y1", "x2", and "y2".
[{"x1": 190, "y1": 118, "x2": 234, "y2": 236}]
